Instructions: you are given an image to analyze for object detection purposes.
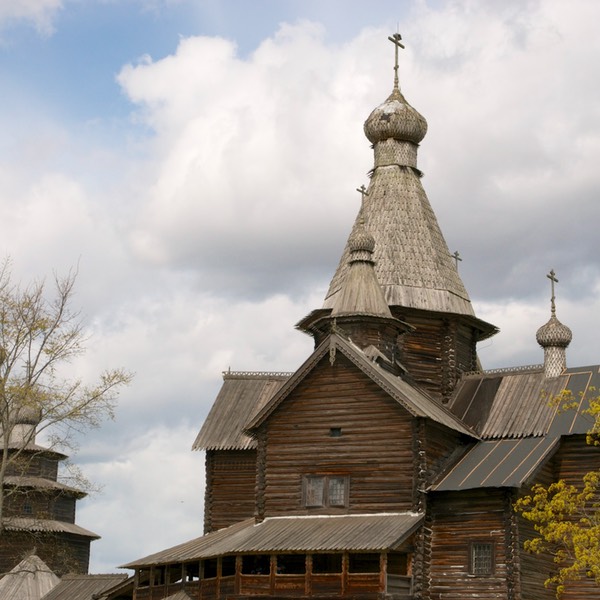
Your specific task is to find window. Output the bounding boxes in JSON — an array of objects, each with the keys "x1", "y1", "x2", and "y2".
[
  {"x1": 303, "y1": 475, "x2": 348, "y2": 508},
  {"x1": 184, "y1": 562, "x2": 200, "y2": 582},
  {"x1": 203, "y1": 559, "x2": 217, "y2": 579},
  {"x1": 470, "y1": 542, "x2": 494, "y2": 575}
]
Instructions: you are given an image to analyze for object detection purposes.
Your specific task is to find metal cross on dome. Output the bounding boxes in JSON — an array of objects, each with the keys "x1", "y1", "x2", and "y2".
[
  {"x1": 451, "y1": 250, "x2": 463, "y2": 270},
  {"x1": 547, "y1": 269, "x2": 559, "y2": 315},
  {"x1": 388, "y1": 32, "x2": 405, "y2": 90},
  {"x1": 356, "y1": 184, "x2": 368, "y2": 204}
]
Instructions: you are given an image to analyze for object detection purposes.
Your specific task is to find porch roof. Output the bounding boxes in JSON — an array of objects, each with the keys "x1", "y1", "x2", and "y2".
[{"x1": 122, "y1": 513, "x2": 423, "y2": 568}]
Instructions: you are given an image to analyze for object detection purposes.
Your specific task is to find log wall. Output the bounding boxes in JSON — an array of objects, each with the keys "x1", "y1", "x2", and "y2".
[
  {"x1": 204, "y1": 450, "x2": 257, "y2": 533},
  {"x1": 392, "y1": 309, "x2": 478, "y2": 402},
  {"x1": 262, "y1": 354, "x2": 416, "y2": 516},
  {"x1": 0, "y1": 531, "x2": 90, "y2": 575},
  {"x1": 428, "y1": 489, "x2": 509, "y2": 600},
  {"x1": 4, "y1": 490, "x2": 76, "y2": 522}
]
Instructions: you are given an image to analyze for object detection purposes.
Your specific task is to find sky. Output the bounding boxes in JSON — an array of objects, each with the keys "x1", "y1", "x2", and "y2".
[{"x1": 1, "y1": 0, "x2": 599, "y2": 574}]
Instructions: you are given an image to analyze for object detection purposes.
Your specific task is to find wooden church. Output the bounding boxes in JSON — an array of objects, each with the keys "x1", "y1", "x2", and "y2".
[
  {"x1": 123, "y1": 35, "x2": 600, "y2": 600},
  {"x1": 0, "y1": 399, "x2": 99, "y2": 575}
]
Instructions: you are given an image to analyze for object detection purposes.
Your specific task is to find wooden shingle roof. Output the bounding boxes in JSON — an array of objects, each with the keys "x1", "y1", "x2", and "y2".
[
  {"x1": 192, "y1": 372, "x2": 290, "y2": 451},
  {"x1": 0, "y1": 555, "x2": 59, "y2": 600},
  {"x1": 40, "y1": 574, "x2": 128, "y2": 600},
  {"x1": 324, "y1": 84, "x2": 477, "y2": 319}
]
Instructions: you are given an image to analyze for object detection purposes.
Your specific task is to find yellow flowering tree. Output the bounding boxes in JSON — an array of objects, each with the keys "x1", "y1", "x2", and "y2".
[{"x1": 515, "y1": 391, "x2": 600, "y2": 597}]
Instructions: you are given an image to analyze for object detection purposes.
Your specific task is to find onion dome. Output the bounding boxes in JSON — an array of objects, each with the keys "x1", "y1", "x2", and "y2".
[
  {"x1": 364, "y1": 87, "x2": 427, "y2": 145},
  {"x1": 536, "y1": 270, "x2": 572, "y2": 378},
  {"x1": 348, "y1": 218, "x2": 375, "y2": 256},
  {"x1": 536, "y1": 315, "x2": 572, "y2": 348},
  {"x1": 331, "y1": 214, "x2": 391, "y2": 319}
]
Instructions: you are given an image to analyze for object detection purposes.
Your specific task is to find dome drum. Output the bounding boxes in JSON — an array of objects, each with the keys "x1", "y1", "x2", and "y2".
[{"x1": 374, "y1": 139, "x2": 418, "y2": 169}]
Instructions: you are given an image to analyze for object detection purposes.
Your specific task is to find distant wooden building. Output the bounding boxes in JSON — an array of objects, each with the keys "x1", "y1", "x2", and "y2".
[
  {"x1": 0, "y1": 407, "x2": 99, "y2": 575},
  {"x1": 123, "y1": 35, "x2": 600, "y2": 600}
]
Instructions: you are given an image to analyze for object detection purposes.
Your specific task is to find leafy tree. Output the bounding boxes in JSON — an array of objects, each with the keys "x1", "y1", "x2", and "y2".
[
  {"x1": 0, "y1": 260, "x2": 132, "y2": 533},
  {"x1": 515, "y1": 390, "x2": 600, "y2": 597}
]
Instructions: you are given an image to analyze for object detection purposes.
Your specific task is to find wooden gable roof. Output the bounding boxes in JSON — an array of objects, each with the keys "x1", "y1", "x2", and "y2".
[
  {"x1": 0, "y1": 555, "x2": 59, "y2": 600},
  {"x1": 246, "y1": 332, "x2": 477, "y2": 439},
  {"x1": 39, "y1": 574, "x2": 129, "y2": 600},
  {"x1": 192, "y1": 372, "x2": 290, "y2": 451}
]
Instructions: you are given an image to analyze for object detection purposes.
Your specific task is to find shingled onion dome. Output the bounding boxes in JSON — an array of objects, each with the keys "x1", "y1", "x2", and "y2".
[
  {"x1": 364, "y1": 86, "x2": 427, "y2": 146},
  {"x1": 331, "y1": 215, "x2": 391, "y2": 319},
  {"x1": 536, "y1": 272, "x2": 572, "y2": 378}
]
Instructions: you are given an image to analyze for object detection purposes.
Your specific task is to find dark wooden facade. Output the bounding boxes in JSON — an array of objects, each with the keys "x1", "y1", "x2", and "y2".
[
  {"x1": 0, "y1": 446, "x2": 98, "y2": 575},
  {"x1": 259, "y1": 354, "x2": 416, "y2": 517},
  {"x1": 204, "y1": 449, "x2": 257, "y2": 533}
]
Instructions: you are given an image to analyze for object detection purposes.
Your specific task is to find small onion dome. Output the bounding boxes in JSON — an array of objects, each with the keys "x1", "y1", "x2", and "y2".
[
  {"x1": 14, "y1": 404, "x2": 42, "y2": 425},
  {"x1": 364, "y1": 87, "x2": 428, "y2": 145},
  {"x1": 536, "y1": 315, "x2": 573, "y2": 348},
  {"x1": 348, "y1": 221, "x2": 375, "y2": 255}
]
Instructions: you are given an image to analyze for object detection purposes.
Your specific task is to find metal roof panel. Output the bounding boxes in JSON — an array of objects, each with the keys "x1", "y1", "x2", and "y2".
[{"x1": 431, "y1": 436, "x2": 560, "y2": 491}]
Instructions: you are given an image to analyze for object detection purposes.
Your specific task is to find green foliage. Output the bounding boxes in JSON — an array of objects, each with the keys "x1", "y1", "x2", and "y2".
[{"x1": 515, "y1": 388, "x2": 600, "y2": 597}]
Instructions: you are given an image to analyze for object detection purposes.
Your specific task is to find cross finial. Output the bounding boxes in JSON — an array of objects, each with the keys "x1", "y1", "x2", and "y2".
[
  {"x1": 451, "y1": 250, "x2": 463, "y2": 270},
  {"x1": 547, "y1": 269, "x2": 559, "y2": 316},
  {"x1": 356, "y1": 184, "x2": 368, "y2": 205},
  {"x1": 356, "y1": 184, "x2": 369, "y2": 225},
  {"x1": 387, "y1": 32, "x2": 405, "y2": 91}
]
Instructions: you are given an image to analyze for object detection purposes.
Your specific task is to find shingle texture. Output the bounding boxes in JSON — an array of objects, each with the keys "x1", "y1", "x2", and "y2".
[
  {"x1": 324, "y1": 87, "x2": 474, "y2": 317},
  {"x1": 192, "y1": 373, "x2": 290, "y2": 451},
  {"x1": 0, "y1": 555, "x2": 59, "y2": 600},
  {"x1": 40, "y1": 574, "x2": 128, "y2": 600}
]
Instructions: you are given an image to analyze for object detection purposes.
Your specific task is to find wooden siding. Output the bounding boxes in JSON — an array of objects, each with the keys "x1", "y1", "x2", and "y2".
[
  {"x1": 392, "y1": 309, "x2": 478, "y2": 401},
  {"x1": 204, "y1": 450, "x2": 257, "y2": 533},
  {"x1": 5, "y1": 452, "x2": 60, "y2": 480},
  {"x1": 0, "y1": 531, "x2": 90, "y2": 576},
  {"x1": 4, "y1": 490, "x2": 76, "y2": 522},
  {"x1": 429, "y1": 490, "x2": 510, "y2": 600},
  {"x1": 262, "y1": 354, "x2": 416, "y2": 516}
]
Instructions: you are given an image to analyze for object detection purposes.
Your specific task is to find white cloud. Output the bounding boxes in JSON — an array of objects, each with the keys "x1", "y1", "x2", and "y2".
[
  {"x1": 77, "y1": 423, "x2": 205, "y2": 573},
  {"x1": 0, "y1": 0, "x2": 63, "y2": 34}
]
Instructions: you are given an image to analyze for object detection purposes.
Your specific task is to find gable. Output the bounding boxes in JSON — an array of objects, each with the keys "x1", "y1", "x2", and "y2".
[
  {"x1": 263, "y1": 353, "x2": 418, "y2": 514},
  {"x1": 247, "y1": 333, "x2": 477, "y2": 439}
]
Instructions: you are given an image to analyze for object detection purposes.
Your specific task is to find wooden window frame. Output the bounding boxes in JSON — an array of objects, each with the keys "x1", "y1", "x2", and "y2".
[
  {"x1": 469, "y1": 541, "x2": 495, "y2": 576},
  {"x1": 303, "y1": 475, "x2": 349, "y2": 508}
]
